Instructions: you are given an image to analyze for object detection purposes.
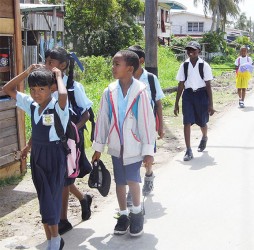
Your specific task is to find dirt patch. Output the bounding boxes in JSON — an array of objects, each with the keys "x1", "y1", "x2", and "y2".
[{"x1": 0, "y1": 72, "x2": 253, "y2": 248}]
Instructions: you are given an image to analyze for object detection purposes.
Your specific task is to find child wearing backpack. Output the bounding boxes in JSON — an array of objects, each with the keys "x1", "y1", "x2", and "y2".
[
  {"x1": 235, "y1": 46, "x2": 253, "y2": 108},
  {"x1": 174, "y1": 41, "x2": 215, "y2": 161},
  {"x1": 127, "y1": 45, "x2": 165, "y2": 197},
  {"x1": 3, "y1": 66, "x2": 67, "y2": 250},
  {"x1": 92, "y1": 50, "x2": 156, "y2": 237},
  {"x1": 45, "y1": 47, "x2": 93, "y2": 235}
]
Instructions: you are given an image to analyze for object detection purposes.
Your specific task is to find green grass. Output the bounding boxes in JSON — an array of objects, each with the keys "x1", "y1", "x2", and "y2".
[
  {"x1": 0, "y1": 174, "x2": 25, "y2": 187},
  {"x1": 24, "y1": 46, "x2": 232, "y2": 141}
]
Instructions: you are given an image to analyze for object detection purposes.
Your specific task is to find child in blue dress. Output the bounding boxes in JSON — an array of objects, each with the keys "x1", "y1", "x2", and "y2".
[
  {"x1": 45, "y1": 47, "x2": 93, "y2": 234},
  {"x1": 3, "y1": 65, "x2": 68, "y2": 250}
]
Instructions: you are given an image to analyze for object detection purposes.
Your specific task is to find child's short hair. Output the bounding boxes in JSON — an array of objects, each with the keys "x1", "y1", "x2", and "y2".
[
  {"x1": 28, "y1": 68, "x2": 55, "y2": 88},
  {"x1": 45, "y1": 46, "x2": 69, "y2": 70},
  {"x1": 128, "y1": 45, "x2": 145, "y2": 59},
  {"x1": 116, "y1": 50, "x2": 140, "y2": 73}
]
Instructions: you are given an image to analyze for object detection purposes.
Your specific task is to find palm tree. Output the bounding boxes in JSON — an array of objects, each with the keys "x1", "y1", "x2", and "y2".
[
  {"x1": 194, "y1": 0, "x2": 242, "y2": 32},
  {"x1": 235, "y1": 12, "x2": 248, "y2": 30}
]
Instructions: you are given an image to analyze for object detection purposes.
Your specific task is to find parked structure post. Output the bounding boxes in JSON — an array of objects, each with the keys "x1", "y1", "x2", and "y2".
[{"x1": 145, "y1": 0, "x2": 158, "y2": 76}]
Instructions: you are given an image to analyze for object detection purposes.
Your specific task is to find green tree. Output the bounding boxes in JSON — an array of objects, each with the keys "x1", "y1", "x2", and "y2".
[
  {"x1": 194, "y1": 0, "x2": 241, "y2": 32},
  {"x1": 235, "y1": 12, "x2": 248, "y2": 30},
  {"x1": 64, "y1": 0, "x2": 144, "y2": 56}
]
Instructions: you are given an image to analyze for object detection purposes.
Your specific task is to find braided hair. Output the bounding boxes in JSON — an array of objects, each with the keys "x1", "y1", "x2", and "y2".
[{"x1": 45, "y1": 46, "x2": 75, "y2": 88}]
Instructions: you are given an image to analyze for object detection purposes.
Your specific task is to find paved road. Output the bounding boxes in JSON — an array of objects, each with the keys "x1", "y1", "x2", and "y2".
[{"x1": 2, "y1": 94, "x2": 254, "y2": 250}]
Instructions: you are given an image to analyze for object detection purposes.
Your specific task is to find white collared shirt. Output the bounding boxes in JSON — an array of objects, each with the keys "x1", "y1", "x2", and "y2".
[{"x1": 176, "y1": 58, "x2": 213, "y2": 90}]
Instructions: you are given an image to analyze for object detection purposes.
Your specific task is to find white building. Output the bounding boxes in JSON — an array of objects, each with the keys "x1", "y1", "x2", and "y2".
[
  {"x1": 170, "y1": 11, "x2": 212, "y2": 37},
  {"x1": 137, "y1": 0, "x2": 187, "y2": 44}
]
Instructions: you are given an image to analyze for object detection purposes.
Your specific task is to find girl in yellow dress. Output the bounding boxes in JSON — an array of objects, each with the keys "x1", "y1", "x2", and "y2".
[{"x1": 235, "y1": 46, "x2": 253, "y2": 108}]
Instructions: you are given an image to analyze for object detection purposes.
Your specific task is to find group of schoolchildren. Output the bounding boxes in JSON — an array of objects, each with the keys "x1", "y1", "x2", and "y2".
[{"x1": 3, "y1": 41, "x2": 252, "y2": 249}]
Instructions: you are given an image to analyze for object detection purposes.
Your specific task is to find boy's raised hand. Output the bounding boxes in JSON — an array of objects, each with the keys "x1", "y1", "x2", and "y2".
[{"x1": 27, "y1": 64, "x2": 44, "y2": 75}]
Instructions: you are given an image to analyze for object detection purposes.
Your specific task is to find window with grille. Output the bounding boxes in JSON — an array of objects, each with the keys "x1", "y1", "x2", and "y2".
[{"x1": 188, "y1": 22, "x2": 204, "y2": 32}]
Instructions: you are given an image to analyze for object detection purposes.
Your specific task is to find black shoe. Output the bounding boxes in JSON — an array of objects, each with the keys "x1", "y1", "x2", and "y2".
[
  {"x1": 183, "y1": 149, "x2": 193, "y2": 161},
  {"x1": 114, "y1": 214, "x2": 130, "y2": 235},
  {"x1": 129, "y1": 212, "x2": 144, "y2": 237},
  {"x1": 80, "y1": 194, "x2": 92, "y2": 221},
  {"x1": 58, "y1": 220, "x2": 72, "y2": 235},
  {"x1": 59, "y1": 237, "x2": 64, "y2": 250},
  {"x1": 198, "y1": 137, "x2": 208, "y2": 152}
]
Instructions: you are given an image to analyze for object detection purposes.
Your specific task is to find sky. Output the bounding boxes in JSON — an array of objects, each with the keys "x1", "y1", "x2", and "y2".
[{"x1": 175, "y1": 0, "x2": 254, "y2": 20}]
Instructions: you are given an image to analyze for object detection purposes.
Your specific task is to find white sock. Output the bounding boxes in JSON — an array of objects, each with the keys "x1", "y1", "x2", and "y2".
[
  {"x1": 46, "y1": 240, "x2": 51, "y2": 250},
  {"x1": 119, "y1": 209, "x2": 128, "y2": 216},
  {"x1": 132, "y1": 205, "x2": 141, "y2": 214},
  {"x1": 51, "y1": 235, "x2": 61, "y2": 250}
]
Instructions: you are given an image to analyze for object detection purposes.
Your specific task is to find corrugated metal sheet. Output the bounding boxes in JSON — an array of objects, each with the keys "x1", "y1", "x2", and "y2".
[{"x1": 21, "y1": 13, "x2": 64, "y2": 32}]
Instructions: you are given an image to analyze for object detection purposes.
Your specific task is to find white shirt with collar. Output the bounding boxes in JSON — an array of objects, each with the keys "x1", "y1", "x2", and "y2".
[{"x1": 176, "y1": 57, "x2": 213, "y2": 91}]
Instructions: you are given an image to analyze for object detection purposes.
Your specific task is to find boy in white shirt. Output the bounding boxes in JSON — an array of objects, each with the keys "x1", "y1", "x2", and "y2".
[{"x1": 174, "y1": 41, "x2": 215, "y2": 161}]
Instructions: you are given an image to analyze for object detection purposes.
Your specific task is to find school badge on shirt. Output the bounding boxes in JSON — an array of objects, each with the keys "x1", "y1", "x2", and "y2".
[{"x1": 42, "y1": 114, "x2": 54, "y2": 126}]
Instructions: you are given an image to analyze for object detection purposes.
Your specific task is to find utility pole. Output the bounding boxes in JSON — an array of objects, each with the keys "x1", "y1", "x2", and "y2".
[{"x1": 145, "y1": 0, "x2": 158, "y2": 76}]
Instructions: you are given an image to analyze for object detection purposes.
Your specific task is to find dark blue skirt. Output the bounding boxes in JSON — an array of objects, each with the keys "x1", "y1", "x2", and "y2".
[{"x1": 30, "y1": 140, "x2": 66, "y2": 225}]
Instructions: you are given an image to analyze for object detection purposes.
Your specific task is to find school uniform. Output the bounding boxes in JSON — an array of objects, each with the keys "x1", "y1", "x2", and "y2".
[
  {"x1": 139, "y1": 68, "x2": 165, "y2": 105},
  {"x1": 93, "y1": 78, "x2": 156, "y2": 185},
  {"x1": 176, "y1": 57, "x2": 213, "y2": 127},
  {"x1": 16, "y1": 92, "x2": 69, "y2": 225}
]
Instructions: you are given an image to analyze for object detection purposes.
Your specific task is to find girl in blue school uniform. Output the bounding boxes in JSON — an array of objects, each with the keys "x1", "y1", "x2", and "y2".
[
  {"x1": 3, "y1": 66, "x2": 68, "y2": 250},
  {"x1": 44, "y1": 47, "x2": 93, "y2": 235}
]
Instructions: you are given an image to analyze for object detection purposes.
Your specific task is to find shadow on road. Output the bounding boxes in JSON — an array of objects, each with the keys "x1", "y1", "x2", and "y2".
[{"x1": 176, "y1": 151, "x2": 217, "y2": 170}]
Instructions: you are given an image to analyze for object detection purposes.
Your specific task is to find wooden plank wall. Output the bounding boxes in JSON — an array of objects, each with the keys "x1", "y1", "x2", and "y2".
[
  {"x1": 0, "y1": 0, "x2": 14, "y2": 18},
  {"x1": 0, "y1": 100, "x2": 19, "y2": 167}
]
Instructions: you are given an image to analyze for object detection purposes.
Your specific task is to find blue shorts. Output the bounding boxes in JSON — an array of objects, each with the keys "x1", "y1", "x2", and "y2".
[
  {"x1": 112, "y1": 156, "x2": 142, "y2": 185},
  {"x1": 182, "y1": 88, "x2": 209, "y2": 127}
]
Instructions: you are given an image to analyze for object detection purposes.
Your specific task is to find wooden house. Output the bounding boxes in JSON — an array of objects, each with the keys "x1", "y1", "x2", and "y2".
[{"x1": 0, "y1": 0, "x2": 26, "y2": 179}]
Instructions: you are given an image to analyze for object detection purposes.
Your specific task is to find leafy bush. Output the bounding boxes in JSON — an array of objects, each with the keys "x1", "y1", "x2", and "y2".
[{"x1": 200, "y1": 31, "x2": 227, "y2": 53}]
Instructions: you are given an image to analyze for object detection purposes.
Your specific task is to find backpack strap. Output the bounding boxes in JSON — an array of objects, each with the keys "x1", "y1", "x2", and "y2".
[
  {"x1": 184, "y1": 61, "x2": 189, "y2": 82},
  {"x1": 147, "y1": 72, "x2": 157, "y2": 116},
  {"x1": 88, "y1": 107, "x2": 95, "y2": 142},
  {"x1": 199, "y1": 62, "x2": 204, "y2": 79},
  {"x1": 147, "y1": 72, "x2": 156, "y2": 104},
  {"x1": 184, "y1": 61, "x2": 204, "y2": 81},
  {"x1": 53, "y1": 103, "x2": 71, "y2": 155}
]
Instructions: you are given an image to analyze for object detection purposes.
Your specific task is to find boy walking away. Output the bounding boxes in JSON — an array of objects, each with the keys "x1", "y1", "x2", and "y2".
[
  {"x1": 3, "y1": 66, "x2": 67, "y2": 250},
  {"x1": 92, "y1": 50, "x2": 156, "y2": 237},
  {"x1": 174, "y1": 41, "x2": 215, "y2": 161},
  {"x1": 235, "y1": 46, "x2": 253, "y2": 108},
  {"x1": 128, "y1": 45, "x2": 165, "y2": 197}
]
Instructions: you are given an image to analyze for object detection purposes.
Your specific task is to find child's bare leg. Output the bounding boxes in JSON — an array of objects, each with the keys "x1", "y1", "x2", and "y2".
[
  {"x1": 184, "y1": 124, "x2": 191, "y2": 148},
  {"x1": 144, "y1": 163, "x2": 153, "y2": 176},
  {"x1": 61, "y1": 186, "x2": 70, "y2": 220},
  {"x1": 116, "y1": 184, "x2": 127, "y2": 211},
  {"x1": 128, "y1": 181, "x2": 140, "y2": 207},
  {"x1": 70, "y1": 183, "x2": 83, "y2": 200},
  {"x1": 242, "y1": 88, "x2": 246, "y2": 101},
  {"x1": 238, "y1": 88, "x2": 242, "y2": 100},
  {"x1": 200, "y1": 124, "x2": 207, "y2": 138},
  {"x1": 43, "y1": 223, "x2": 51, "y2": 240}
]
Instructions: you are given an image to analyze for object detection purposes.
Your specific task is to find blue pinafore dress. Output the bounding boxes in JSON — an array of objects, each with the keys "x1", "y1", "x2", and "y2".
[{"x1": 30, "y1": 104, "x2": 66, "y2": 225}]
